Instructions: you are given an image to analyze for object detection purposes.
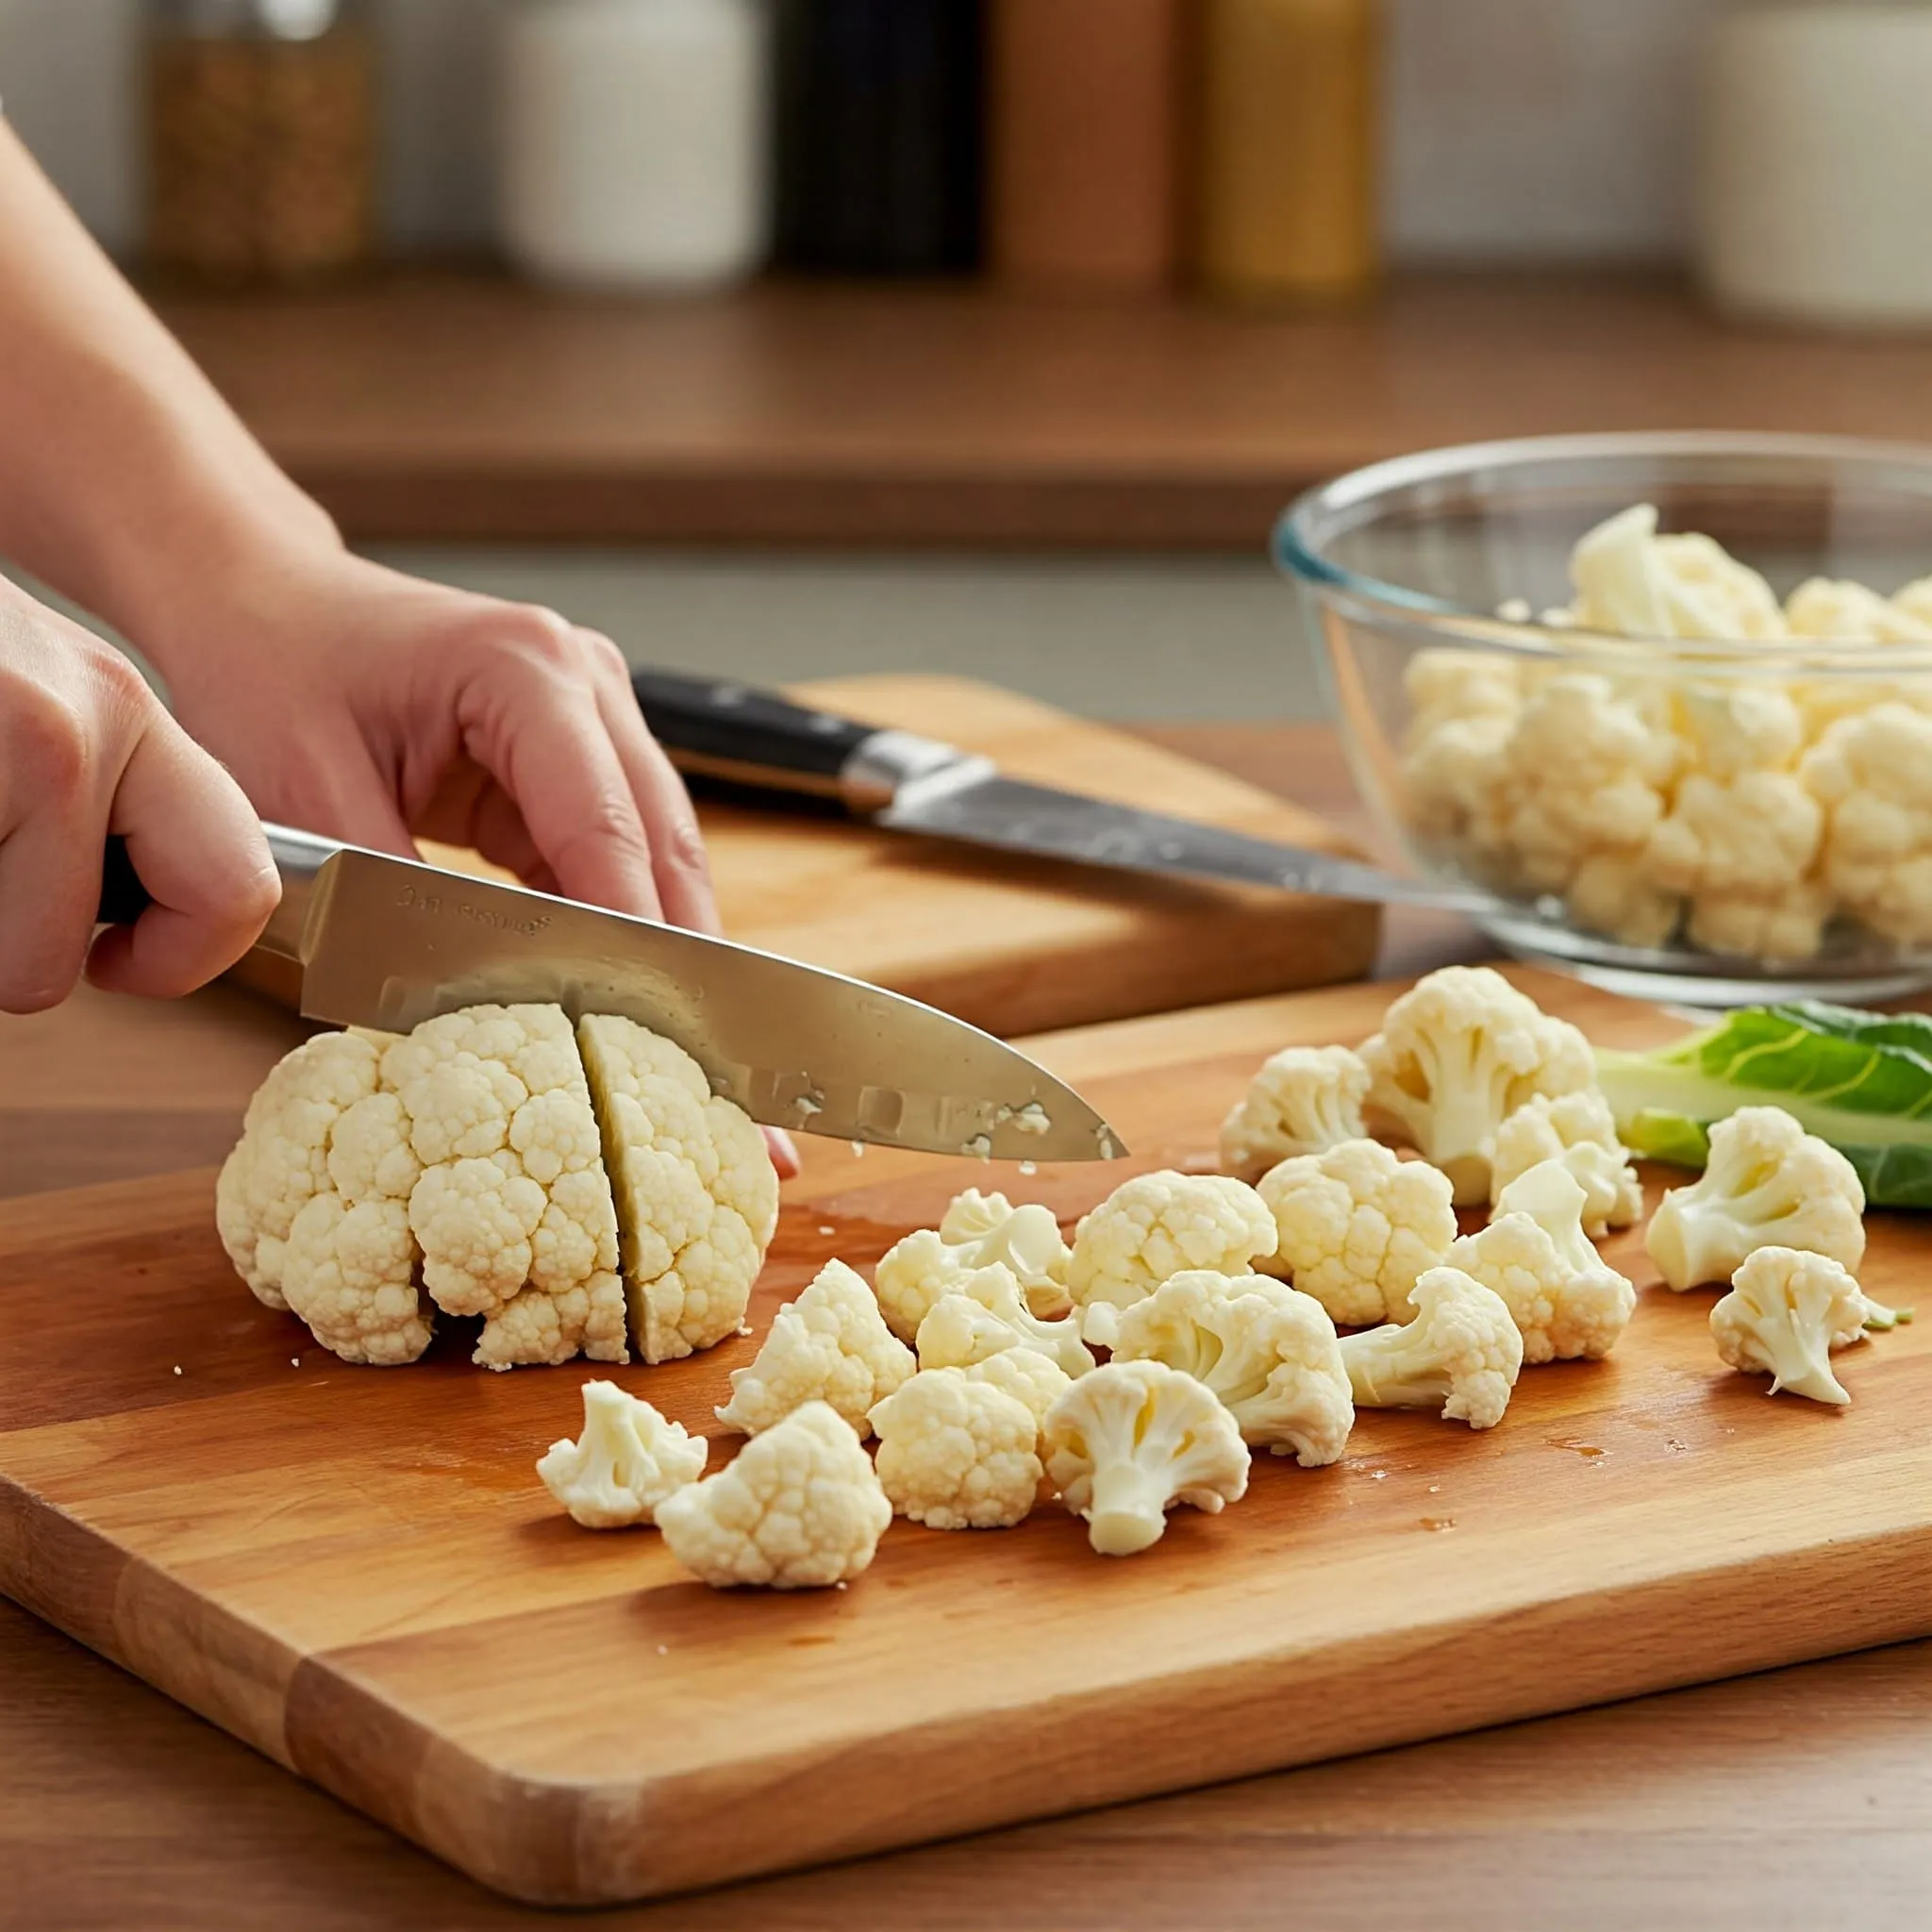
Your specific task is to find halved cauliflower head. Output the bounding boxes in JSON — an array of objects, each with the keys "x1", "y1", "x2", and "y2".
[
  {"x1": 1644, "y1": 1105, "x2": 1865, "y2": 1293},
  {"x1": 1043, "y1": 1360, "x2": 1250, "y2": 1557},
  {"x1": 1449, "y1": 1160, "x2": 1636, "y2": 1364},
  {"x1": 874, "y1": 1189, "x2": 1073, "y2": 1341},
  {"x1": 1488, "y1": 1089, "x2": 1643, "y2": 1239},
  {"x1": 656, "y1": 1400, "x2": 891, "y2": 1589},
  {"x1": 913, "y1": 1262, "x2": 1095, "y2": 1380},
  {"x1": 1256, "y1": 1137, "x2": 1456, "y2": 1328},
  {"x1": 869, "y1": 1368, "x2": 1043, "y2": 1529},
  {"x1": 1337, "y1": 1266, "x2": 1524, "y2": 1430},
  {"x1": 1710, "y1": 1245, "x2": 1874, "y2": 1407},
  {"x1": 1064, "y1": 1171, "x2": 1277, "y2": 1345},
  {"x1": 1111, "y1": 1271, "x2": 1353, "y2": 1467},
  {"x1": 536, "y1": 1380, "x2": 708, "y2": 1529},
  {"x1": 716, "y1": 1257, "x2": 914, "y2": 1440},
  {"x1": 1219, "y1": 1044, "x2": 1371, "y2": 1184},
  {"x1": 1359, "y1": 966, "x2": 1595, "y2": 1205}
]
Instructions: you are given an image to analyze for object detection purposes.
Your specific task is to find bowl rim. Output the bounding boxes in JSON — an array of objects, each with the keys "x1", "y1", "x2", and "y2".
[{"x1": 1274, "y1": 429, "x2": 1932, "y2": 674}]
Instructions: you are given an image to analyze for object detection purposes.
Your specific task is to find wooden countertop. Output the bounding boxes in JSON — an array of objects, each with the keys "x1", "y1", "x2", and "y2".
[
  {"x1": 152, "y1": 270, "x2": 1932, "y2": 550},
  {"x1": 4, "y1": 726, "x2": 1926, "y2": 1929}
]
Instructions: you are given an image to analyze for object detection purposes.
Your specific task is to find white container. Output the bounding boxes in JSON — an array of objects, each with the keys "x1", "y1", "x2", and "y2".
[
  {"x1": 499, "y1": 0, "x2": 771, "y2": 291},
  {"x1": 1698, "y1": 3, "x2": 1932, "y2": 328}
]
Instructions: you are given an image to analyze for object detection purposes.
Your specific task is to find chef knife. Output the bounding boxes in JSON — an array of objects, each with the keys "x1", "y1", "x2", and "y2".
[
  {"x1": 631, "y1": 669, "x2": 1491, "y2": 913},
  {"x1": 96, "y1": 829, "x2": 1125, "y2": 1164}
]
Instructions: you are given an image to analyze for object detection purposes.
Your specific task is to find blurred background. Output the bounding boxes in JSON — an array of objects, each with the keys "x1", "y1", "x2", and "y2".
[{"x1": 4, "y1": 0, "x2": 1930, "y2": 720}]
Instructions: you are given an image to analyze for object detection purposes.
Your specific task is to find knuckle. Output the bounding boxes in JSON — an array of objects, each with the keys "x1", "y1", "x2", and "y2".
[
  {"x1": 580, "y1": 628, "x2": 629, "y2": 680},
  {"x1": 488, "y1": 605, "x2": 579, "y2": 675},
  {"x1": 11, "y1": 690, "x2": 93, "y2": 797},
  {"x1": 658, "y1": 809, "x2": 713, "y2": 879}
]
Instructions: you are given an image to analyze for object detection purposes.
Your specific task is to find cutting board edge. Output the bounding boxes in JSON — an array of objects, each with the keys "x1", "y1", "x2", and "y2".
[{"x1": 136, "y1": 1507, "x2": 1932, "y2": 1907}]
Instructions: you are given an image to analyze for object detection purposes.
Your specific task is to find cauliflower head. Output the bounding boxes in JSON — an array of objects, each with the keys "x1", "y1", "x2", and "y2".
[
  {"x1": 1337, "y1": 1266, "x2": 1524, "y2": 1429},
  {"x1": 1255, "y1": 1137, "x2": 1456, "y2": 1327},
  {"x1": 715, "y1": 1257, "x2": 914, "y2": 1440},
  {"x1": 1360, "y1": 965, "x2": 1595, "y2": 1205},
  {"x1": 1448, "y1": 1160, "x2": 1636, "y2": 1364},
  {"x1": 1064, "y1": 1171, "x2": 1277, "y2": 1341},
  {"x1": 1710, "y1": 1245, "x2": 1873, "y2": 1407},
  {"x1": 869, "y1": 1369, "x2": 1043, "y2": 1529},
  {"x1": 1801, "y1": 703, "x2": 1932, "y2": 947},
  {"x1": 1219, "y1": 1044, "x2": 1371, "y2": 1183},
  {"x1": 1042, "y1": 1360, "x2": 1250, "y2": 1557},
  {"x1": 1488, "y1": 1089, "x2": 1642, "y2": 1238},
  {"x1": 874, "y1": 1189, "x2": 1073, "y2": 1341},
  {"x1": 536, "y1": 1379, "x2": 708, "y2": 1529},
  {"x1": 577, "y1": 1012, "x2": 778, "y2": 1364},
  {"x1": 913, "y1": 1262, "x2": 1095, "y2": 1380},
  {"x1": 1111, "y1": 1271, "x2": 1353, "y2": 1466},
  {"x1": 1645, "y1": 1105, "x2": 1865, "y2": 1292},
  {"x1": 656, "y1": 1400, "x2": 891, "y2": 1589}
]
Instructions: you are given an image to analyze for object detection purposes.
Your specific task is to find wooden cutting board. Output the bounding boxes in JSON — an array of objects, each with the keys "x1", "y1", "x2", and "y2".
[{"x1": 7, "y1": 967, "x2": 1931, "y2": 1908}]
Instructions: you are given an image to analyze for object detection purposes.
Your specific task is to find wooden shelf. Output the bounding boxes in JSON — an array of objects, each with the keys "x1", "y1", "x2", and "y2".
[{"x1": 152, "y1": 269, "x2": 1932, "y2": 550}]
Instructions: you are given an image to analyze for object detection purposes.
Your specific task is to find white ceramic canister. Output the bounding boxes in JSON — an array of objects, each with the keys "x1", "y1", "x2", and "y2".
[
  {"x1": 1697, "y1": 3, "x2": 1932, "y2": 327},
  {"x1": 500, "y1": 0, "x2": 772, "y2": 290}
]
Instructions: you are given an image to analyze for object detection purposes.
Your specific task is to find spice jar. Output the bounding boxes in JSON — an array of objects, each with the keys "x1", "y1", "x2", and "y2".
[{"x1": 146, "y1": 0, "x2": 377, "y2": 285}]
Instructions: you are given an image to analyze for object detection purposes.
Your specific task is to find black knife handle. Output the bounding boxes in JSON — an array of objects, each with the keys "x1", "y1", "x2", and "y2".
[
  {"x1": 631, "y1": 669, "x2": 875, "y2": 801},
  {"x1": 97, "y1": 837, "x2": 151, "y2": 925}
]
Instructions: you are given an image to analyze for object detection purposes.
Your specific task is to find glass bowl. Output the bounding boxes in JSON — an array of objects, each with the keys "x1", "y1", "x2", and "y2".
[{"x1": 1275, "y1": 432, "x2": 1932, "y2": 1006}]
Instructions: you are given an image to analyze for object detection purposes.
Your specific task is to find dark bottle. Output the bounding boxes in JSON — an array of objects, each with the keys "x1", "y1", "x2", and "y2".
[{"x1": 774, "y1": 0, "x2": 984, "y2": 275}]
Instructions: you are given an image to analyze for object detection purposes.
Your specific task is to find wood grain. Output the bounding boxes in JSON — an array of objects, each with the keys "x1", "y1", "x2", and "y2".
[
  {"x1": 6, "y1": 969, "x2": 1932, "y2": 1907},
  {"x1": 147, "y1": 270, "x2": 1932, "y2": 549}
]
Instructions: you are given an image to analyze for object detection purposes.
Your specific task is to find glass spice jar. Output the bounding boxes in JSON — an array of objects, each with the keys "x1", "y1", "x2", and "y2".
[{"x1": 146, "y1": 0, "x2": 377, "y2": 286}]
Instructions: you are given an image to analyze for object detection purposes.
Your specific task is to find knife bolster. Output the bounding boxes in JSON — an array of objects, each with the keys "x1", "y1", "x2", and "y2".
[{"x1": 839, "y1": 729, "x2": 984, "y2": 814}]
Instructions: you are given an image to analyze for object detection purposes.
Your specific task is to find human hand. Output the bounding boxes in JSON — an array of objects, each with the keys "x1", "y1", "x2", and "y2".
[{"x1": 0, "y1": 576, "x2": 276, "y2": 1012}]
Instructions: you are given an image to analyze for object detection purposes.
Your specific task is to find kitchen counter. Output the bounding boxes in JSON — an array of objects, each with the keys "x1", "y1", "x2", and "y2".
[
  {"x1": 3, "y1": 724, "x2": 1928, "y2": 1927},
  {"x1": 153, "y1": 270, "x2": 1932, "y2": 550}
]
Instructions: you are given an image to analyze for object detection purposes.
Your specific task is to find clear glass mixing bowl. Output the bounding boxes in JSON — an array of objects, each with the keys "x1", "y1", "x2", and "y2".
[{"x1": 1275, "y1": 432, "x2": 1932, "y2": 1005}]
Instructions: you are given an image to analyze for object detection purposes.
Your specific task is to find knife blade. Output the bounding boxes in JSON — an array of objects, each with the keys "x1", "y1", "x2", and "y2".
[
  {"x1": 96, "y1": 829, "x2": 1126, "y2": 1164},
  {"x1": 631, "y1": 669, "x2": 1491, "y2": 915}
]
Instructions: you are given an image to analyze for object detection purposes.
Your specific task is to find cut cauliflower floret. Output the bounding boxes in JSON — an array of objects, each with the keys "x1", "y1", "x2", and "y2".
[
  {"x1": 1685, "y1": 879, "x2": 1835, "y2": 964},
  {"x1": 715, "y1": 1257, "x2": 914, "y2": 1440},
  {"x1": 961, "y1": 1346, "x2": 1072, "y2": 1426},
  {"x1": 1360, "y1": 965, "x2": 1595, "y2": 1205},
  {"x1": 1255, "y1": 1138, "x2": 1455, "y2": 1327},
  {"x1": 1569, "y1": 505, "x2": 1788, "y2": 641},
  {"x1": 656, "y1": 1400, "x2": 891, "y2": 1589},
  {"x1": 536, "y1": 1380, "x2": 708, "y2": 1528},
  {"x1": 1565, "y1": 849, "x2": 1683, "y2": 951},
  {"x1": 1042, "y1": 1360, "x2": 1250, "y2": 1557},
  {"x1": 873, "y1": 1189, "x2": 1073, "y2": 1341},
  {"x1": 1488, "y1": 1090, "x2": 1642, "y2": 1238},
  {"x1": 1642, "y1": 771, "x2": 1823, "y2": 901},
  {"x1": 1219, "y1": 1045, "x2": 1371, "y2": 1183},
  {"x1": 1801, "y1": 703, "x2": 1932, "y2": 947},
  {"x1": 576, "y1": 1012, "x2": 777, "y2": 1364},
  {"x1": 913, "y1": 1262, "x2": 1095, "y2": 1380},
  {"x1": 1337, "y1": 1265, "x2": 1524, "y2": 1429},
  {"x1": 1787, "y1": 577, "x2": 1932, "y2": 644},
  {"x1": 869, "y1": 1369, "x2": 1042, "y2": 1529},
  {"x1": 1401, "y1": 710, "x2": 1519, "y2": 881},
  {"x1": 1111, "y1": 1271, "x2": 1353, "y2": 1466},
  {"x1": 1064, "y1": 1171, "x2": 1276, "y2": 1345},
  {"x1": 1448, "y1": 1160, "x2": 1636, "y2": 1363},
  {"x1": 1709, "y1": 1245, "x2": 1875, "y2": 1407},
  {"x1": 1403, "y1": 648, "x2": 1523, "y2": 741},
  {"x1": 1645, "y1": 1105, "x2": 1865, "y2": 1292}
]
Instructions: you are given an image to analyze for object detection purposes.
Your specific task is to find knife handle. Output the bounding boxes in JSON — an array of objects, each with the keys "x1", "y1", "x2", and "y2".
[{"x1": 632, "y1": 668, "x2": 875, "y2": 802}]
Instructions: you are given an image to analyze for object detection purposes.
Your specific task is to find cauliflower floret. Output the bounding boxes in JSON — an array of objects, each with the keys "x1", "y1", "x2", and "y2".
[
  {"x1": 1787, "y1": 577, "x2": 1932, "y2": 644},
  {"x1": 576, "y1": 1012, "x2": 777, "y2": 1364},
  {"x1": 1042, "y1": 1360, "x2": 1250, "y2": 1557},
  {"x1": 715, "y1": 1257, "x2": 914, "y2": 1440},
  {"x1": 1448, "y1": 1160, "x2": 1636, "y2": 1363},
  {"x1": 1401, "y1": 710, "x2": 1519, "y2": 881},
  {"x1": 1256, "y1": 1138, "x2": 1455, "y2": 1327},
  {"x1": 1685, "y1": 880, "x2": 1834, "y2": 964},
  {"x1": 961, "y1": 1346, "x2": 1072, "y2": 1425},
  {"x1": 874, "y1": 1189, "x2": 1073, "y2": 1341},
  {"x1": 1709, "y1": 1245, "x2": 1874, "y2": 1407},
  {"x1": 1569, "y1": 505, "x2": 1787, "y2": 641},
  {"x1": 1111, "y1": 1271, "x2": 1353, "y2": 1466},
  {"x1": 1801, "y1": 703, "x2": 1932, "y2": 946},
  {"x1": 1642, "y1": 771, "x2": 1823, "y2": 900},
  {"x1": 1360, "y1": 965, "x2": 1596, "y2": 1205},
  {"x1": 536, "y1": 1380, "x2": 708, "y2": 1528},
  {"x1": 1564, "y1": 849, "x2": 1683, "y2": 951},
  {"x1": 1645, "y1": 1105, "x2": 1865, "y2": 1292},
  {"x1": 913, "y1": 1262, "x2": 1096, "y2": 1379},
  {"x1": 1064, "y1": 1171, "x2": 1277, "y2": 1345},
  {"x1": 1218, "y1": 1045, "x2": 1371, "y2": 1183},
  {"x1": 868, "y1": 1369, "x2": 1042, "y2": 1529},
  {"x1": 656, "y1": 1400, "x2": 891, "y2": 1589},
  {"x1": 1403, "y1": 648, "x2": 1523, "y2": 741},
  {"x1": 1337, "y1": 1265, "x2": 1524, "y2": 1429},
  {"x1": 1488, "y1": 1090, "x2": 1642, "y2": 1238}
]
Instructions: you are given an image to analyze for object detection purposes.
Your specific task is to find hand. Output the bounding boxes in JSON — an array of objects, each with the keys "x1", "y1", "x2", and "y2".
[{"x1": 0, "y1": 576, "x2": 276, "y2": 1012}]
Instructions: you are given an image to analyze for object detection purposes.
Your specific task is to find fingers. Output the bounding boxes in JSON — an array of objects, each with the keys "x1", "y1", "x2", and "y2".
[{"x1": 764, "y1": 1126, "x2": 801, "y2": 1179}]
